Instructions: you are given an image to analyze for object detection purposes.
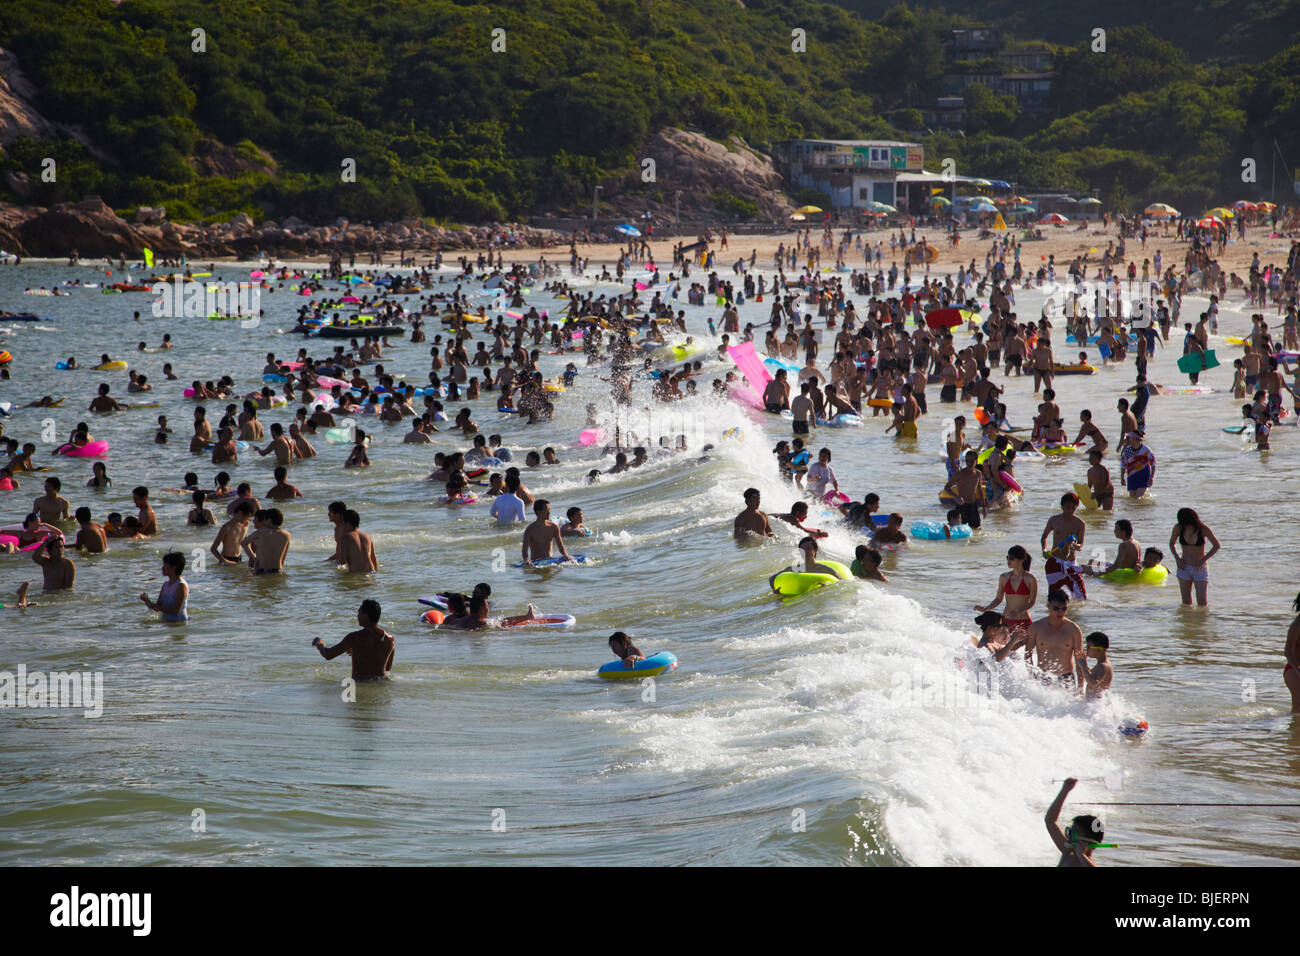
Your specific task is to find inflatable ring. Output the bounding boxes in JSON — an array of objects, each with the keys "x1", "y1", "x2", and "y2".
[
  {"x1": 910, "y1": 520, "x2": 972, "y2": 540},
  {"x1": 1101, "y1": 565, "x2": 1169, "y2": 585},
  {"x1": 769, "y1": 558, "x2": 852, "y2": 596},
  {"x1": 93, "y1": 361, "x2": 127, "y2": 370},
  {"x1": 598, "y1": 651, "x2": 678, "y2": 680},
  {"x1": 57, "y1": 440, "x2": 110, "y2": 457}
]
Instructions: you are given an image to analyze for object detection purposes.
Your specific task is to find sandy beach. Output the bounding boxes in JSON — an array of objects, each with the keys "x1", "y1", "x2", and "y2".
[{"x1": 560, "y1": 221, "x2": 1297, "y2": 283}]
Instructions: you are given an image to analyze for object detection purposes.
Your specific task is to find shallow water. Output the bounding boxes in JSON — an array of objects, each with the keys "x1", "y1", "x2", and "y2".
[{"x1": 0, "y1": 259, "x2": 1297, "y2": 866}]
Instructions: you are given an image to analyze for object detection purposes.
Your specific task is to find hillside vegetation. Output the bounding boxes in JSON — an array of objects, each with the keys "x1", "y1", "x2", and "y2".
[{"x1": 0, "y1": 0, "x2": 1295, "y2": 223}]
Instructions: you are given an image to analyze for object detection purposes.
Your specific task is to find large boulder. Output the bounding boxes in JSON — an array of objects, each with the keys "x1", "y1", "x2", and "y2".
[
  {"x1": 0, "y1": 49, "x2": 60, "y2": 144},
  {"x1": 16, "y1": 197, "x2": 145, "y2": 256},
  {"x1": 595, "y1": 127, "x2": 795, "y2": 222}
]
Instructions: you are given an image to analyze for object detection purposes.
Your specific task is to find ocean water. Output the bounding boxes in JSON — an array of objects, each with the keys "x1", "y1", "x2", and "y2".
[{"x1": 1, "y1": 259, "x2": 1297, "y2": 866}]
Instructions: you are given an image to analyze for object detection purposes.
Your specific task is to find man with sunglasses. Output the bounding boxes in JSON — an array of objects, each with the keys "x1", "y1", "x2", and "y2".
[{"x1": 1001, "y1": 592, "x2": 1084, "y2": 685}]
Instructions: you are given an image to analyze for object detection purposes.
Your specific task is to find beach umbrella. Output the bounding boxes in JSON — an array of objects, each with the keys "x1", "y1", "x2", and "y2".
[
  {"x1": 862, "y1": 210, "x2": 888, "y2": 217},
  {"x1": 614, "y1": 224, "x2": 641, "y2": 237},
  {"x1": 1077, "y1": 197, "x2": 1102, "y2": 206},
  {"x1": 1039, "y1": 213, "x2": 1069, "y2": 224},
  {"x1": 1231, "y1": 200, "x2": 1258, "y2": 211},
  {"x1": 1144, "y1": 202, "x2": 1179, "y2": 218},
  {"x1": 969, "y1": 178, "x2": 992, "y2": 187},
  {"x1": 970, "y1": 201, "x2": 997, "y2": 211},
  {"x1": 1008, "y1": 195, "x2": 1031, "y2": 204},
  {"x1": 1012, "y1": 204, "x2": 1036, "y2": 213},
  {"x1": 1195, "y1": 216, "x2": 1223, "y2": 228},
  {"x1": 987, "y1": 180, "x2": 1012, "y2": 190},
  {"x1": 868, "y1": 201, "x2": 898, "y2": 214},
  {"x1": 930, "y1": 196, "x2": 951, "y2": 206},
  {"x1": 1258, "y1": 201, "x2": 1277, "y2": 210},
  {"x1": 794, "y1": 205, "x2": 823, "y2": 215},
  {"x1": 1204, "y1": 206, "x2": 1234, "y2": 219}
]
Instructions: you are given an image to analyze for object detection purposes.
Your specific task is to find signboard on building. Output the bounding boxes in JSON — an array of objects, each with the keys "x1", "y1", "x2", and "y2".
[{"x1": 906, "y1": 147, "x2": 924, "y2": 170}]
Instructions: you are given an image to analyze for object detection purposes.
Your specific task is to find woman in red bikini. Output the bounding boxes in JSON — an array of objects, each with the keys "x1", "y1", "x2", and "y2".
[{"x1": 974, "y1": 545, "x2": 1038, "y2": 639}]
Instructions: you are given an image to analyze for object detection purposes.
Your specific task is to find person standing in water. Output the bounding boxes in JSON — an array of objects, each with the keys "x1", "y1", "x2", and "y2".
[
  {"x1": 974, "y1": 545, "x2": 1037, "y2": 641},
  {"x1": 1169, "y1": 507, "x2": 1219, "y2": 607},
  {"x1": 312, "y1": 599, "x2": 394, "y2": 680},
  {"x1": 140, "y1": 552, "x2": 189, "y2": 622}
]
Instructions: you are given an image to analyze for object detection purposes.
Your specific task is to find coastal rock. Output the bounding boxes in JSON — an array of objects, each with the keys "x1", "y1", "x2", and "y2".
[
  {"x1": 17, "y1": 197, "x2": 144, "y2": 256},
  {"x1": 594, "y1": 126, "x2": 795, "y2": 222},
  {"x1": 227, "y1": 212, "x2": 255, "y2": 237}
]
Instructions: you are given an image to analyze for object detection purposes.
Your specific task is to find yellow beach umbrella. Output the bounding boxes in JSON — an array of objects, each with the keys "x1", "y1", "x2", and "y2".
[
  {"x1": 794, "y1": 205, "x2": 823, "y2": 215},
  {"x1": 1204, "y1": 206, "x2": 1234, "y2": 219}
]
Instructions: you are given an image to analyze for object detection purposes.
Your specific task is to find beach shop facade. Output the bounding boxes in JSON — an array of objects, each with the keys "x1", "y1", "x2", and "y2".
[{"x1": 783, "y1": 140, "x2": 926, "y2": 214}]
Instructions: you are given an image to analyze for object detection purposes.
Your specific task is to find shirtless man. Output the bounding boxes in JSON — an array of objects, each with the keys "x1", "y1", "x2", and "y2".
[
  {"x1": 1030, "y1": 335, "x2": 1054, "y2": 393},
  {"x1": 763, "y1": 369, "x2": 791, "y2": 412},
  {"x1": 733, "y1": 487, "x2": 775, "y2": 539},
  {"x1": 133, "y1": 486, "x2": 158, "y2": 536},
  {"x1": 266, "y1": 466, "x2": 302, "y2": 501},
  {"x1": 312, "y1": 599, "x2": 394, "y2": 680},
  {"x1": 243, "y1": 508, "x2": 291, "y2": 573},
  {"x1": 520, "y1": 499, "x2": 572, "y2": 566},
  {"x1": 225, "y1": 483, "x2": 260, "y2": 517},
  {"x1": 33, "y1": 477, "x2": 71, "y2": 525},
  {"x1": 337, "y1": 509, "x2": 377, "y2": 572},
  {"x1": 796, "y1": 536, "x2": 839, "y2": 576},
  {"x1": 942, "y1": 450, "x2": 986, "y2": 529},
  {"x1": 1004, "y1": 592, "x2": 1084, "y2": 683},
  {"x1": 288, "y1": 422, "x2": 317, "y2": 459},
  {"x1": 73, "y1": 506, "x2": 107, "y2": 553},
  {"x1": 211, "y1": 427, "x2": 238, "y2": 465},
  {"x1": 3, "y1": 442, "x2": 37, "y2": 473},
  {"x1": 257, "y1": 422, "x2": 296, "y2": 465},
  {"x1": 238, "y1": 406, "x2": 265, "y2": 443},
  {"x1": 1116, "y1": 399, "x2": 1138, "y2": 445},
  {"x1": 775, "y1": 500, "x2": 827, "y2": 538},
  {"x1": 1041, "y1": 493, "x2": 1086, "y2": 558},
  {"x1": 32, "y1": 535, "x2": 76, "y2": 590},
  {"x1": 211, "y1": 501, "x2": 253, "y2": 565},
  {"x1": 790, "y1": 382, "x2": 815, "y2": 436},
  {"x1": 872, "y1": 513, "x2": 908, "y2": 545},
  {"x1": 324, "y1": 500, "x2": 347, "y2": 563},
  {"x1": 88, "y1": 383, "x2": 126, "y2": 413},
  {"x1": 1085, "y1": 520, "x2": 1139, "y2": 576}
]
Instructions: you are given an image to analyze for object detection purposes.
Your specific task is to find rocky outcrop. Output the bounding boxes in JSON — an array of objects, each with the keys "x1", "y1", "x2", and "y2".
[
  {"x1": 0, "y1": 50, "x2": 113, "y2": 162},
  {"x1": 0, "y1": 198, "x2": 567, "y2": 257},
  {"x1": 0, "y1": 49, "x2": 59, "y2": 145},
  {"x1": 189, "y1": 138, "x2": 277, "y2": 179},
  {"x1": 17, "y1": 197, "x2": 145, "y2": 256},
  {"x1": 585, "y1": 127, "x2": 796, "y2": 223}
]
